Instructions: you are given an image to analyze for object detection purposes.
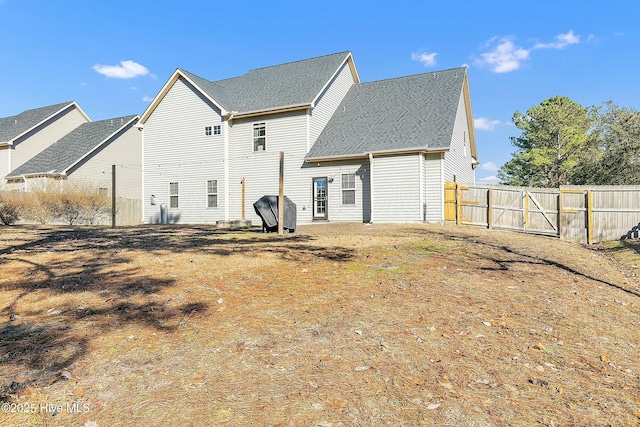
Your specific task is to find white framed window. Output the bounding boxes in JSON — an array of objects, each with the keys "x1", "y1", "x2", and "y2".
[
  {"x1": 205, "y1": 126, "x2": 212, "y2": 136},
  {"x1": 213, "y1": 125, "x2": 221, "y2": 135},
  {"x1": 98, "y1": 187, "x2": 109, "y2": 196},
  {"x1": 207, "y1": 180, "x2": 217, "y2": 208},
  {"x1": 169, "y1": 182, "x2": 179, "y2": 208},
  {"x1": 341, "y1": 173, "x2": 356, "y2": 205},
  {"x1": 253, "y1": 122, "x2": 266, "y2": 151}
]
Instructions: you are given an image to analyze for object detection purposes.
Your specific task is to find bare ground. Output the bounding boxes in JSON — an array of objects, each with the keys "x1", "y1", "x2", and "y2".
[{"x1": 0, "y1": 223, "x2": 639, "y2": 427}]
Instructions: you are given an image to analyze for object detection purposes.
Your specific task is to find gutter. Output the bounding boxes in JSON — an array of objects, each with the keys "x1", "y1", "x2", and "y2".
[
  {"x1": 223, "y1": 103, "x2": 311, "y2": 120},
  {"x1": 306, "y1": 146, "x2": 448, "y2": 163}
]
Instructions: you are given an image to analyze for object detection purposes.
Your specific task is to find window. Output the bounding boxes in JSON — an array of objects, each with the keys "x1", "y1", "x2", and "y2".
[
  {"x1": 213, "y1": 125, "x2": 221, "y2": 135},
  {"x1": 98, "y1": 187, "x2": 109, "y2": 196},
  {"x1": 207, "y1": 180, "x2": 217, "y2": 208},
  {"x1": 205, "y1": 126, "x2": 212, "y2": 136},
  {"x1": 341, "y1": 173, "x2": 356, "y2": 205},
  {"x1": 253, "y1": 122, "x2": 266, "y2": 151},
  {"x1": 169, "y1": 182, "x2": 179, "y2": 208}
]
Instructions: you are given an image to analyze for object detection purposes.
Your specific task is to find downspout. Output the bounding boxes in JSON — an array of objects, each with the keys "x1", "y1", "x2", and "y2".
[
  {"x1": 224, "y1": 112, "x2": 236, "y2": 222},
  {"x1": 369, "y1": 152, "x2": 374, "y2": 224}
]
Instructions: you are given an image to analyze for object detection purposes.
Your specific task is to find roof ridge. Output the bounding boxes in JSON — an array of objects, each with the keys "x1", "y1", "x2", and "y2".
[
  {"x1": 358, "y1": 66, "x2": 467, "y2": 86},
  {"x1": 245, "y1": 51, "x2": 351, "y2": 73}
]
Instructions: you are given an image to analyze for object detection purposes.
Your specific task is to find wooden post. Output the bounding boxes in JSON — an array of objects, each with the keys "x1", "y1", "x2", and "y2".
[
  {"x1": 586, "y1": 189, "x2": 593, "y2": 245},
  {"x1": 558, "y1": 189, "x2": 563, "y2": 241},
  {"x1": 278, "y1": 152, "x2": 284, "y2": 235},
  {"x1": 487, "y1": 187, "x2": 493, "y2": 229},
  {"x1": 455, "y1": 182, "x2": 460, "y2": 225},
  {"x1": 241, "y1": 177, "x2": 245, "y2": 220},
  {"x1": 111, "y1": 164, "x2": 116, "y2": 228},
  {"x1": 523, "y1": 191, "x2": 529, "y2": 232}
]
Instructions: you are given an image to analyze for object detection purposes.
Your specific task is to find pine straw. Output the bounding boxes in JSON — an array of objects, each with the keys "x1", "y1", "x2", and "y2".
[{"x1": 0, "y1": 223, "x2": 639, "y2": 427}]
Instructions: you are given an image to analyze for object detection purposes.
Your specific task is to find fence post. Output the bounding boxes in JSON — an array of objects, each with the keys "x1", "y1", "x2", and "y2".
[
  {"x1": 586, "y1": 189, "x2": 594, "y2": 245},
  {"x1": 487, "y1": 187, "x2": 493, "y2": 229},
  {"x1": 558, "y1": 188, "x2": 563, "y2": 241},
  {"x1": 455, "y1": 182, "x2": 460, "y2": 225}
]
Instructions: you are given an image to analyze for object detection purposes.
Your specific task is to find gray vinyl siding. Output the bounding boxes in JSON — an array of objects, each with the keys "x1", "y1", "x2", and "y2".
[
  {"x1": 11, "y1": 107, "x2": 88, "y2": 172},
  {"x1": 309, "y1": 61, "x2": 356, "y2": 148},
  {"x1": 372, "y1": 154, "x2": 422, "y2": 222},
  {"x1": 443, "y1": 90, "x2": 475, "y2": 184},
  {"x1": 227, "y1": 111, "x2": 309, "y2": 224},
  {"x1": 0, "y1": 146, "x2": 9, "y2": 181},
  {"x1": 66, "y1": 124, "x2": 142, "y2": 200},
  {"x1": 302, "y1": 160, "x2": 370, "y2": 223},
  {"x1": 143, "y1": 77, "x2": 226, "y2": 224},
  {"x1": 423, "y1": 152, "x2": 444, "y2": 222}
]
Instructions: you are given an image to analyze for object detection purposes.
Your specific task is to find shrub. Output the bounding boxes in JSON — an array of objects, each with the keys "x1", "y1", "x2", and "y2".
[{"x1": 0, "y1": 191, "x2": 25, "y2": 225}]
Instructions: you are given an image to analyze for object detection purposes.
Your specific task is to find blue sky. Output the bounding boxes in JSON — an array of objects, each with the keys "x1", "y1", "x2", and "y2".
[{"x1": 1, "y1": 0, "x2": 639, "y2": 183}]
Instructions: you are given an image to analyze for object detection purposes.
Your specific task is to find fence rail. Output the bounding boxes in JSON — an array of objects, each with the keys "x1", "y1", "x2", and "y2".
[{"x1": 445, "y1": 183, "x2": 640, "y2": 244}]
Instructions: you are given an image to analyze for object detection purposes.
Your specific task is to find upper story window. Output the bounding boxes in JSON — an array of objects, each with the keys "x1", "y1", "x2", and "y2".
[
  {"x1": 253, "y1": 123, "x2": 266, "y2": 151},
  {"x1": 205, "y1": 126, "x2": 212, "y2": 136},
  {"x1": 341, "y1": 173, "x2": 356, "y2": 205},
  {"x1": 213, "y1": 125, "x2": 221, "y2": 135}
]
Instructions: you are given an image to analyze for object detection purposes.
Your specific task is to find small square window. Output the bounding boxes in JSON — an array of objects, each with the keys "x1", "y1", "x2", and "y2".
[
  {"x1": 205, "y1": 126, "x2": 212, "y2": 136},
  {"x1": 213, "y1": 125, "x2": 221, "y2": 135}
]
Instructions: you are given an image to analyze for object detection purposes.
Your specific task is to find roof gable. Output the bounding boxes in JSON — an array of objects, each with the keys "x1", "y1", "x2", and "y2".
[
  {"x1": 0, "y1": 102, "x2": 89, "y2": 144},
  {"x1": 306, "y1": 67, "x2": 470, "y2": 160},
  {"x1": 7, "y1": 115, "x2": 138, "y2": 178},
  {"x1": 140, "y1": 52, "x2": 356, "y2": 123}
]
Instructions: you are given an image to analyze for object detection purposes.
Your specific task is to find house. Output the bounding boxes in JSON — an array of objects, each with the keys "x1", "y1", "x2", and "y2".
[
  {"x1": 0, "y1": 102, "x2": 91, "y2": 184},
  {"x1": 139, "y1": 51, "x2": 477, "y2": 225},
  {"x1": 5, "y1": 115, "x2": 142, "y2": 200}
]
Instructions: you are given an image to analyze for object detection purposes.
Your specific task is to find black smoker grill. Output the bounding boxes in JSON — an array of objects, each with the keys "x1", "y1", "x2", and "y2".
[{"x1": 253, "y1": 195, "x2": 297, "y2": 233}]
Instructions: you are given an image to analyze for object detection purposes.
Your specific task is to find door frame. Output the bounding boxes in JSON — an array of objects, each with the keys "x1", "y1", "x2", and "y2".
[{"x1": 312, "y1": 177, "x2": 328, "y2": 220}]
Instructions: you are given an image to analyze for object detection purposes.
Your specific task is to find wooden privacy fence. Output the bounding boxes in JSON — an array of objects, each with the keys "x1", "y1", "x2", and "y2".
[{"x1": 445, "y1": 182, "x2": 640, "y2": 244}]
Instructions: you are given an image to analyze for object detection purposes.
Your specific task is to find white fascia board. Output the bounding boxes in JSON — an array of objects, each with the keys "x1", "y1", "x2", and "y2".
[
  {"x1": 8, "y1": 102, "x2": 89, "y2": 144},
  {"x1": 310, "y1": 52, "x2": 359, "y2": 108},
  {"x1": 305, "y1": 146, "x2": 447, "y2": 163},
  {"x1": 61, "y1": 116, "x2": 140, "y2": 175},
  {"x1": 139, "y1": 70, "x2": 229, "y2": 124}
]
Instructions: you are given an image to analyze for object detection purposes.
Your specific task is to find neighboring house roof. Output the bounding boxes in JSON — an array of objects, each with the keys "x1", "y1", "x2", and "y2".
[
  {"x1": 6, "y1": 115, "x2": 138, "y2": 178},
  {"x1": 0, "y1": 102, "x2": 90, "y2": 144},
  {"x1": 140, "y1": 51, "x2": 359, "y2": 123},
  {"x1": 306, "y1": 67, "x2": 477, "y2": 161}
]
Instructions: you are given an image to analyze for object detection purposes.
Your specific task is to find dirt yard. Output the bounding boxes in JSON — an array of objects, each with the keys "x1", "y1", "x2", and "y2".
[{"x1": 0, "y1": 223, "x2": 638, "y2": 427}]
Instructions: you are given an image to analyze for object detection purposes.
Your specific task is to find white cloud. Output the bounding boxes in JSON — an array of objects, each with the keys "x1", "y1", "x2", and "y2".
[
  {"x1": 480, "y1": 161, "x2": 499, "y2": 171},
  {"x1": 411, "y1": 51, "x2": 437, "y2": 67},
  {"x1": 93, "y1": 60, "x2": 150, "y2": 79},
  {"x1": 479, "y1": 175, "x2": 500, "y2": 183},
  {"x1": 130, "y1": 86, "x2": 138, "y2": 91},
  {"x1": 143, "y1": 96, "x2": 153, "y2": 103},
  {"x1": 533, "y1": 30, "x2": 580, "y2": 49},
  {"x1": 476, "y1": 37, "x2": 530, "y2": 73},
  {"x1": 474, "y1": 117, "x2": 500, "y2": 131}
]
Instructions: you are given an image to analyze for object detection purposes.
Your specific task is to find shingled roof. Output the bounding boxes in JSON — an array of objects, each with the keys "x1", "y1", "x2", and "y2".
[
  {"x1": 306, "y1": 67, "x2": 468, "y2": 160},
  {"x1": 7, "y1": 115, "x2": 138, "y2": 178},
  {"x1": 0, "y1": 102, "x2": 82, "y2": 144},
  {"x1": 142, "y1": 52, "x2": 356, "y2": 122}
]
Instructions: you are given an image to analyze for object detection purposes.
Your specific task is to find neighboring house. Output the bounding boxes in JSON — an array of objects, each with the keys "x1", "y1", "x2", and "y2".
[
  {"x1": 0, "y1": 102, "x2": 91, "y2": 182},
  {"x1": 139, "y1": 51, "x2": 477, "y2": 225},
  {"x1": 5, "y1": 115, "x2": 142, "y2": 200}
]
